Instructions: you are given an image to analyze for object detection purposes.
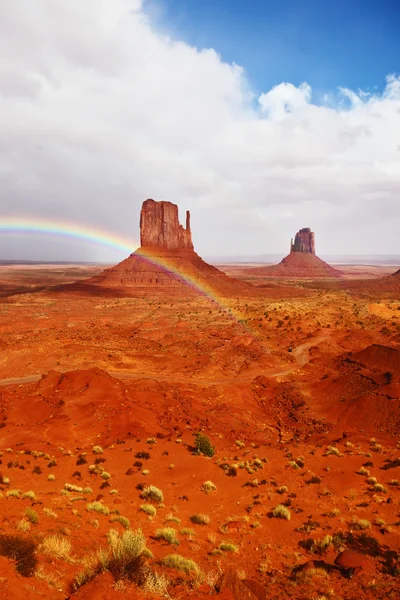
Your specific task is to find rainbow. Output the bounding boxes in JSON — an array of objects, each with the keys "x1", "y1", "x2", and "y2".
[
  {"x1": 0, "y1": 217, "x2": 138, "y2": 255},
  {"x1": 0, "y1": 217, "x2": 255, "y2": 333}
]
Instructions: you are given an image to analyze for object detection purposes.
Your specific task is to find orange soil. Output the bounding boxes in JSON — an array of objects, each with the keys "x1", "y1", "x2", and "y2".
[{"x1": 0, "y1": 265, "x2": 400, "y2": 599}]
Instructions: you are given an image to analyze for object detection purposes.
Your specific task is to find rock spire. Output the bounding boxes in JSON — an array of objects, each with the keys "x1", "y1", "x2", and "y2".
[{"x1": 140, "y1": 199, "x2": 193, "y2": 250}]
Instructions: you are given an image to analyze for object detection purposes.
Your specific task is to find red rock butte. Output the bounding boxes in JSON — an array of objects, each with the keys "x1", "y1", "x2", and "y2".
[
  {"x1": 251, "y1": 227, "x2": 343, "y2": 278},
  {"x1": 86, "y1": 199, "x2": 251, "y2": 295}
]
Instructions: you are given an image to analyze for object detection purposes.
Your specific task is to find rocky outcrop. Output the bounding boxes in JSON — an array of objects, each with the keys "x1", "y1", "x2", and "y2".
[
  {"x1": 140, "y1": 199, "x2": 193, "y2": 250},
  {"x1": 290, "y1": 227, "x2": 315, "y2": 254}
]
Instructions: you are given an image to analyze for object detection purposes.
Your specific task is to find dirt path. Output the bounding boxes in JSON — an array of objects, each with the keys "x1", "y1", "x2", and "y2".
[{"x1": 0, "y1": 331, "x2": 330, "y2": 388}]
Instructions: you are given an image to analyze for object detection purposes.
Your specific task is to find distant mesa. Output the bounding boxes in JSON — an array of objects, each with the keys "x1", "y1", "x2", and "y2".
[
  {"x1": 251, "y1": 227, "x2": 343, "y2": 278},
  {"x1": 85, "y1": 199, "x2": 250, "y2": 294}
]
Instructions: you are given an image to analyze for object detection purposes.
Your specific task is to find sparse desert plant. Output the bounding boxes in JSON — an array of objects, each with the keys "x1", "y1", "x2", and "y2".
[
  {"x1": 140, "y1": 504, "x2": 157, "y2": 517},
  {"x1": 194, "y1": 433, "x2": 215, "y2": 457},
  {"x1": 324, "y1": 446, "x2": 341, "y2": 457},
  {"x1": 160, "y1": 554, "x2": 200, "y2": 575},
  {"x1": 272, "y1": 505, "x2": 291, "y2": 521},
  {"x1": 142, "y1": 469, "x2": 150, "y2": 476},
  {"x1": 110, "y1": 516, "x2": 130, "y2": 530},
  {"x1": 6, "y1": 489, "x2": 20, "y2": 498},
  {"x1": 48, "y1": 474, "x2": 55, "y2": 481},
  {"x1": 43, "y1": 508, "x2": 58, "y2": 519},
  {"x1": 164, "y1": 514, "x2": 181, "y2": 524},
  {"x1": 352, "y1": 517, "x2": 371, "y2": 530},
  {"x1": 92, "y1": 446, "x2": 104, "y2": 454},
  {"x1": 201, "y1": 481, "x2": 217, "y2": 493},
  {"x1": 235, "y1": 440, "x2": 245, "y2": 448},
  {"x1": 101, "y1": 471, "x2": 111, "y2": 480},
  {"x1": 64, "y1": 483, "x2": 83, "y2": 493},
  {"x1": 357, "y1": 466, "x2": 370, "y2": 476},
  {"x1": 40, "y1": 534, "x2": 72, "y2": 561},
  {"x1": 16, "y1": 518, "x2": 31, "y2": 532},
  {"x1": 21, "y1": 491, "x2": 36, "y2": 501},
  {"x1": 142, "y1": 571, "x2": 169, "y2": 596},
  {"x1": 190, "y1": 513, "x2": 211, "y2": 525},
  {"x1": 25, "y1": 508, "x2": 39, "y2": 524},
  {"x1": 140, "y1": 485, "x2": 163, "y2": 504},
  {"x1": 277, "y1": 486, "x2": 288, "y2": 494},
  {"x1": 374, "y1": 483, "x2": 387, "y2": 493},
  {"x1": 313, "y1": 535, "x2": 333, "y2": 553},
  {"x1": 367, "y1": 476, "x2": 378, "y2": 485},
  {"x1": 180, "y1": 528, "x2": 195, "y2": 537},
  {"x1": 0, "y1": 534, "x2": 38, "y2": 576},
  {"x1": 82, "y1": 487, "x2": 93, "y2": 495},
  {"x1": 219, "y1": 542, "x2": 238, "y2": 553},
  {"x1": 86, "y1": 501, "x2": 110, "y2": 515},
  {"x1": 155, "y1": 527, "x2": 179, "y2": 545},
  {"x1": 106, "y1": 527, "x2": 148, "y2": 581},
  {"x1": 390, "y1": 479, "x2": 400, "y2": 486}
]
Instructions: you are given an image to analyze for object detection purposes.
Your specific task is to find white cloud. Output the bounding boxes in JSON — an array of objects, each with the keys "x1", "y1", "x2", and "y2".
[{"x1": 0, "y1": 0, "x2": 400, "y2": 260}]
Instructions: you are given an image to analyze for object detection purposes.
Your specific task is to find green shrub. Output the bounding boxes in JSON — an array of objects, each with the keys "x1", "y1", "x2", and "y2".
[
  {"x1": 25, "y1": 508, "x2": 38, "y2": 525},
  {"x1": 219, "y1": 542, "x2": 238, "y2": 553},
  {"x1": 140, "y1": 504, "x2": 156, "y2": 517},
  {"x1": 160, "y1": 554, "x2": 199, "y2": 575},
  {"x1": 21, "y1": 491, "x2": 36, "y2": 501},
  {"x1": 140, "y1": 485, "x2": 163, "y2": 504},
  {"x1": 110, "y1": 516, "x2": 130, "y2": 530},
  {"x1": 272, "y1": 505, "x2": 291, "y2": 521},
  {"x1": 87, "y1": 501, "x2": 109, "y2": 515},
  {"x1": 155, "y1": 527, "x2": 179, "y2": 545},
  {"x1": 194, "y1": 433, "x2": 215, "y2": 457},
  {"x1": 190, "y1": 513, "x2": 210, "y2": 525}
]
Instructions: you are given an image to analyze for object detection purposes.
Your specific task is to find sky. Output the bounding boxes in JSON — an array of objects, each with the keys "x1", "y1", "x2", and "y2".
[{"x1": 1, "y1": 0, "x2": 400, "y2": 262}]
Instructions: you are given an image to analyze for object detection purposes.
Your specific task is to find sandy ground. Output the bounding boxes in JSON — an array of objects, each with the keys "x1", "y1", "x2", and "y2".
[{"x1": 0, "y1": 265, "x2": 400, "y2": 599}]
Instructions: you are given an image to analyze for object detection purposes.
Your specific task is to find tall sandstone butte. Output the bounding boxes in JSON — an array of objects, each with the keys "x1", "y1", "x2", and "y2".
[
  {"x1": 84, "y1": 199, "x2": 252, "y2": 295},
  {"x1": 140, "y1": 199, "x2": 193, "y2": 250},
  {"x1": 290, "y1": 227, "x2": 315, "y2": 254}
]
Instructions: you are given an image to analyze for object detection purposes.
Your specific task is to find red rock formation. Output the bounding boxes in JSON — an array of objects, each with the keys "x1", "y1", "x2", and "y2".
[
  {"x1": 290, "y1": 227, "x2": 315, "y2": 254},
  {"x1": 250, "y1": 227, "x2": 342, "y2": 278},
  {"x1": 140, "y1": 199, "x2": 193, "y2": 250},
  {"x1": 82, "y1": 199, "x2": 253, "y2": 296}
]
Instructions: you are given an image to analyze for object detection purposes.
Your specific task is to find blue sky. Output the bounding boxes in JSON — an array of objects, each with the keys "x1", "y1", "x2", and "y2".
[{"x1": 145, "y1": 0, "x2": 400, "y2": 99}]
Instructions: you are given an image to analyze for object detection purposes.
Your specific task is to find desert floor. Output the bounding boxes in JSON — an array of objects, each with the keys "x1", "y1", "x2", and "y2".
[{"x1": 1, "y1": 264, "x2": 400, "y2": 599}]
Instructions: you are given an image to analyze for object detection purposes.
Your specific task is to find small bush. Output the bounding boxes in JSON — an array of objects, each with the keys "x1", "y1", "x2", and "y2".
[
  {"x1": 25, "y1": 508, "x2": 39, "y2": 524},
  {"x1": 140, "y1": 504, "x2": 156, "y2": 517},
  {"x1": 101, "y1": 471, "x2": 111, "y2": 480},
  {"x1": 48, "y1": 474, "x2": 55, "y2": 481},
  {"x1": 6, "y1": 489, "x2": 20, "y2": 498},
  {"x1": 43, "y1": 508, "x2": 58, "y2": 519},
  {"x1": 352, "y1": 517, "x2": 371, "y2": 530},
  {"x1": 155, "y1": 527, "x2": 179, "y2": 545},
  {"x1": 374, "y1": 483, "x2": 387, "y2": 493},
  {"x1": 21, "y1": 491, "x2": 36, "y2": 501},
  {"x1": 324, "y1": 446, "x2": 341, "y2": 457},
  {"x1": 160, "y1": 554, "x2": 199, "y2": 575},
  {"x1": 83, "y1": 487, "x2": 93, "y2": 495},
  {"x1": 190, "y1": 513, "x2": 210, "y2": 525},
  {"x1": 194, "y1": 433, "x2": 215, "y2": 458},
  {"x1": 110, "y1": 515, "x2": 130, "y2": 530},
  {"x1": 357, "y1": 466, "x2": 370, "y2": 476},
  {"x1": 219, "y1": 542, "x2": 238, "y2": 553},
  {"x1": 367, "y1": 476, "x2": 378, "y2": 485},
  {"x1": 87, "y1": 501, "x2": 110, "y2": 515},
  {"x1": 140, "y1": 485, "x2": 163, "y2": 504},
  {"x1": 40, "y1": 535, "x2": 72, "y2": 560},
  {"x1": 92, "y1": 446, "x2": 104, "y2": 454},
  {"x1": 180, "y1": 528, "x2": 195, "y2": 537},
  {"x1": 277, "y1": 486, "x2": 288, "y2": 494},
  {"x1": 272, "y1": 505, "x2": 291, "y2": 521},
  {"x1": 136, "y1": 452, "x2": 150, "y2": 460},
  {"x1": 65, "y1": 483, "x2": 83, "y2": 493},
  {"x1": 201, "y1": 481, "x2": 217, "y2": 493},
  {"x1": 0, "y1": 534, "x2": 38, "y2": 576}
]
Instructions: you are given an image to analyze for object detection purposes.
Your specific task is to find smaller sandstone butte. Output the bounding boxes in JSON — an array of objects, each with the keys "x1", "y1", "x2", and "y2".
[
  {"x1": 290, "y1": 227, "x2": 315, "y2": 254},
  {"x1": 250, "y1": 227, "x2": 342, "y2": 279},
  {"x1": 81, "y1": 199, "x2": 252, "y2": 296},
  {"x1": 140, "y1": 199, "x2": 193, "y2": 250}
]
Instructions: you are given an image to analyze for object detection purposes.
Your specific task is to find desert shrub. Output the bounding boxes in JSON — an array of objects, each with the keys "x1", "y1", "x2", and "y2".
[
  {"x1": 367, "y1": 476, "x2": 378, "y2": 485},
  {"x1": 374, "y1": 483, "x2": 387, "y2": 493},
  {"x1": 65, "y1": 483, "x2": 83, "y2": 493},
  {"x1": 219, "y1": 542, "x2": 238, "y2": 553},
  {"x1": 107, "y1": 528, "x2": 148, "y2": 582},
  {"x1": 194, "y1": 433, "x2": 215, "y2": 458},
  {"x1": 43, "y1": 508, "x2": 58, "y2": 519},
  {"x1": 351, "y1": 517, "x2": 371, "y2": 530},
  {"x1": 87, "y1": 501, "x2": 110, "y2": 515},
  {"x1": 155, "y1": 527, "x2": 179, "y2": 545},
  {"x1": 47, "y1": 459, "x2": 57, "y2": 468},
  {"x1": 92, "y1": 446, "x2": 104, "y2": 454},
  {"x1": 202, "y1": 481, "x2": 217, "y2": 493},
  {"x1": 0, "y1": 534, "x2": 38, "y2": 576},
  {"x1": 313, "y1": 535, "x2": 333, "y2": 553},
  {"x1": 324, "y1": 446, "x2": 341, "y2": 457},
  {"x1": 6, "y1": 489, "x2": 20, "y2": 498},
  {"x1": 190, "y1": 513, "x2": 210, "y2": 525},
  {"x1": 76, "y1": 454, "x2": 87, "y2": 466},
  {"x1": 357, "y1": 466, "x2": 370, "y2": 476},
  {"x1": 160, "y1": 554, "x2": 199, "y2": 575},
  {"x1": 140, "y1": 504, "x2": 157, "y2": 517},
  {"x1": 142, "y1": 469, "x2": 150, "y2": 476},
  {"x1": 48, "y1": 474, "x2": 55, "y2": 481},
  {"x1": 32, "y1": 466, "x2": 42, "y2": 475},
  {"x1": 110, "y1": 515, "x2": 130, "y2": 530},
  {"x1": 101, "y1": 471, "x2": 111, "y2": 480},
  {"x1": 272, "y1": 505, "x2": 291, "y2": 520},
  {"x1": 82, "y1": 487, "x2": 93, "y2": 495},
  {"x1": 16, "y1": 518, "x2": 31, "y2": 532},
  {"x1": 21, "y1": 491, "x2": 36, "y2": 501},
  {"x1": 164, "y1": 514, "x2": 181, "y2": 524},
  {"x1": 277, "y1": 486, "x2": 288, "y2": 494},
  {"x1": 180, "y1": 528, "x2": 195, "y2": 537},
  {"x1": 40, "y1": 535, "x2": 72, "y2": 560},
  {"x1": 25, "y1": 508, "x2": 39, "y2": 524},
  {"x1": 140, "y1": 485, "x2": 163, "y2": 504}
]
